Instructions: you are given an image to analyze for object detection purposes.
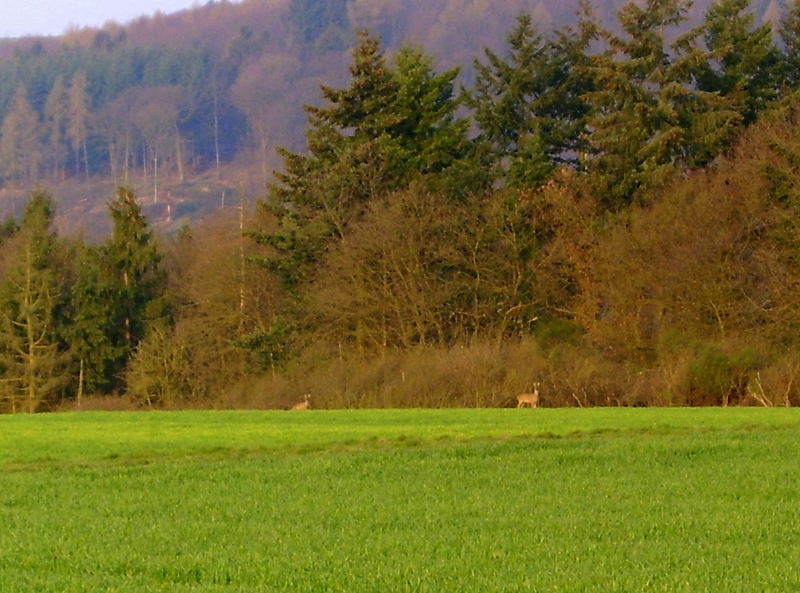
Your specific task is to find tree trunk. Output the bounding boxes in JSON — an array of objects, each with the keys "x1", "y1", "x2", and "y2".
[
  {"x1": 153, "y1": 152, "x2": 159, "y2": 204},
  {"x1": 108, "y1": 139, "x2": 118, "y2": 179},
  {"x1": 77, "y1": 357, "x2": 84, "y2": 408},
  {"x1": 213, "y1": 93, "x2": 221, "y2": 178},
  {"x1": 82, "y1": 137, "x2": 90, "y2": 181},
  {"x1": 175, "y1": 134, "x2": 185, "y2": 181}
]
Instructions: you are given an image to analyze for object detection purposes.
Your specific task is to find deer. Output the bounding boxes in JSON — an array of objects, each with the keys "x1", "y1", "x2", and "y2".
[
  {"x1": 517, "y1": 383, "x2": 540, "y2": 408},
  {"x1": 290, "y1": 394, "x2": 311, "y2": 410}
]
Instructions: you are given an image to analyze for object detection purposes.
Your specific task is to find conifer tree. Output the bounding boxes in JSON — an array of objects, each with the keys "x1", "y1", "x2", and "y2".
[
  {"x1": 259, "y1": 30, "x2": 476, "y2": 292},
  {"x1": 389, "y1": 45, "x2": 477, "y2": 194},
  {"x1": 780, "y1": 1, "x2": 800, "y2": 90},
  {"x1": 465, "y1": 11, "x2": 595, "y2": 187},
  {"x1": 692, "y1": 0, "x2": 781, "y2": 123},
  {"x1": 582, "y1": 0, "x2": 740, "y2": 208},
  {"x1": 66, "y1": 245, "x2": 116, "y2": 398},
  {"x1": 105, "y1": 187, "x2": 165, "y2": 346},
  {"x1": 547, "y1": 2, "x2": 600, "y2": 161},
  {"x1": 0, "y1": 86, "x2": 42, "y2": 185},
  {"x1": 250, "y1": 31, "x2": 478, "y2": 361},
  {"x1": 67, "y1": 72, "x2": 92, "y2": 179},
  {"x1": 466, "y1": 14, "x2": 551, "y2": 161},
  {"x1": 44, "y1": 76, "x2": 69, "y2": 181},
  {"x1": 66, "y1": 187, "x2": 166, "y2": 394},
  {"x1": 0, "y1": 191, "x2": 66, "y2": 412}
]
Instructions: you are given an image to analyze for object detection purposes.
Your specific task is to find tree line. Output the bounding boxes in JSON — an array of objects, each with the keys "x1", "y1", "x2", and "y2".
[{"x1": 4, "y1": 0, "x2": 800, "y2": 411}]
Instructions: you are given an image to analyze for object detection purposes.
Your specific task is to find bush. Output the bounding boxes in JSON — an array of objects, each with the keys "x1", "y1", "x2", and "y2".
[{"x1": 684, "y1": 343, "x2": 762, "y2": 406}]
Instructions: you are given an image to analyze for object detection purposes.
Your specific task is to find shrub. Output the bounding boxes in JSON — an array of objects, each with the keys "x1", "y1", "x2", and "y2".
[{"x1": 684, "y1": 343, "x2": 762, "y2": 406}]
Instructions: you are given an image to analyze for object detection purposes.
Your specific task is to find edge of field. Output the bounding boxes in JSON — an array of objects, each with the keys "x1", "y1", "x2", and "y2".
[{"x1": 1, "y1": 407, "x2": 798, "y2": 470}]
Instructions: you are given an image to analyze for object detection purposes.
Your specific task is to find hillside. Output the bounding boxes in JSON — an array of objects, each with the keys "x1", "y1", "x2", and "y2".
[{"x1": 0, "y1": 0, "x2": 787, "y2": 235}]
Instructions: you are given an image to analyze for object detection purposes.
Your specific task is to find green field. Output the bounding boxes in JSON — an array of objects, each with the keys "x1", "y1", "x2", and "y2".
[{"x1": 1, "y1": 408, "x2": 799, "y2": 592}]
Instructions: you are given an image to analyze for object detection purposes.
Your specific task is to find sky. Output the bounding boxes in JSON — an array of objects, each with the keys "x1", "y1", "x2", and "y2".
[{"x1": 0, "y1": 0, "x2": 204, "y2": 38}]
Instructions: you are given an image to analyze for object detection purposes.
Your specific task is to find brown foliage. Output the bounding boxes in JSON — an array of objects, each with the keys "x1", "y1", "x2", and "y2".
[
  {"x1": 307, "y1": 186, "x2": 574, "y2": 353},
  {"x1": 580, "y1": 112, "x2": 800, "y2": 363},
  {"x1": 126, "y1": 206, "x2": 284, "y2": 407}
]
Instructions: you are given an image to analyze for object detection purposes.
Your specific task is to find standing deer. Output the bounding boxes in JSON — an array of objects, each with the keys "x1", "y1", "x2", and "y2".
[
  {"x1": 290, "y1": 394, "x2": 311, "y2": 410},
  {"x1": 517, "y1": 383, "x2": 540, "y2": 408}
]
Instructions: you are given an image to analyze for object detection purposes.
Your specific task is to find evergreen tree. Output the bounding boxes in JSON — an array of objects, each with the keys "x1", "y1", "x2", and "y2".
[
  {"x1": 465, "y1": 10, "x2": 595, "y2": 187},
  {"x1": 389, "y1": 45, "x2": 477, "y2": 194},
  {"x1": 780, "y1": 1, "x2": 800, "y2": 90},
  {"x1": 43, "y1": 75, "x2": 69, "y2": 181},
  {"x1": 258, "y1": 31, "x2": 398, "y2": 293},
  {"x1": 0, "y1": 85, "x2": 42, "y2": 185},
  {"x1": 466, "y1": 14, "x2": 551, "y2": 161},
  {"x1": 0, "y1": 191, "x2": 66, "y2": 412},
  {"x1": 67, "y1": 72, "x2": 91, "y2": 179},
  {"x1": 104, "y1": 187, "x2": 166, "y2": 349},
  {"x1": 545, "y1": 5, "x2": 599, "y2": 163},
  {"x1": 66, "y1": 244, "x2": 118, "y2": 398},
  {"x1": 250, "y1": 31, "x2": 478, "y2": 361},
  {"x1": 66, "y1": 187, "x2": 166, "y2": 394},
  {"x1": 260, "y1": 30, "x2": 476, "y2": 292},
  {"x1": 692, "y1": 0, "x2": 782, "y2": 123},
  {"x1": 582, "y1": 0, "x2": 740, "y2": 208}
]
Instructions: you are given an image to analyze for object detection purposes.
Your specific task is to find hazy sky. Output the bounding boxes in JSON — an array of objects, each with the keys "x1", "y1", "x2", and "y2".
[{"x1": 1, "y1": 0, "x2": 205, "y2": 38}]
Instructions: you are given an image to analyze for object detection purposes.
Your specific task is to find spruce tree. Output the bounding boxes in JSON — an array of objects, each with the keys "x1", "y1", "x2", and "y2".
[
  {"x1": 0, "y1": 86, "x2": 42, "y2": 185},
  {"x1": 466, "y1": 14, "x2": 551, "y2": 161},
  {"x1": 251, "y1": 31, "x2": 478, "y2": 361},
  {"x1": 44, "y1": 76, "x2": 69, "y2": 181},
  {"x1": 67, "y1": 72, "x2": 91, "y2": 178},
  {"x1": 105, "y1": 187, "x2": 165, "y2": 350},
  {"x1": 67, "y1": 187, "x2": 166, "y2": 395},
  {"x1": 259, "y1": 30, "x2": 476, "y2": 292},
  {"x1": 390, "y1": 45, "x2": 477, "y2": 194},
  {"x1": 582, "y1": 0, "x2": 740, "y2": 208},
  {"x1": 0, "y1": 191, "x2": 66, "y2": 412},
  {"x1": 693, "y1": 0, "x2": 781, "y2": 123},
  {"x1": 465, "y1": 11, "x2": 595, "y2": 187},
  {"x1": 780, "y1": 1, "x2": 800, "y2": 90}
]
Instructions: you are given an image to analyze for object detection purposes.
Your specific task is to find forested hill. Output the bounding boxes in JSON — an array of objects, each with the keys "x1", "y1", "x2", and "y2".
[{"x1": 0, "y1": 0, "x2": 785, "y2": 233}]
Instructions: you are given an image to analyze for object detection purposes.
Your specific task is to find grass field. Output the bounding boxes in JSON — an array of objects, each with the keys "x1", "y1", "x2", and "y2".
[{"x1": 1, "y1": 408, "x2": 799, "y2": 592}]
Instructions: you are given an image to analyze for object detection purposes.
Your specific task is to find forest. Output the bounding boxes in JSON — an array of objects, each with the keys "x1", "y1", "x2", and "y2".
[
  {"x1": 2, "y1": 0, "x2": 800, "y2": 412},
  {"x1": 0, "y1": 0, "x2": 587, "y2": 199},
  {"x1": 0, "y1": 0, "x2": 784, "y2": 228}
]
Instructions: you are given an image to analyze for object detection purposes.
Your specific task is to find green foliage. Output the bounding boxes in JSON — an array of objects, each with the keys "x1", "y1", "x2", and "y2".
[
  {"x1": 0, "y1": 191, "x2": 68, "y2": 412},
  {"x1": 582, "y1": 0, "x2": 742, "y2": 208},
  {"x1": 66, "y1": 187, "x2": 167, "y2": 395},
  {"x1": 507, "y1": 131, "x2": 554, "y2": 188},
  {"x1": 685, "y1": 343, "x2": 762, "y2": 405},
  {"x1": 691, "y1": 0, "x2": 782, "y2": 124},
  {"x1": 465, "y1": 11, "x2": 595, "y2": 185},
  {"x1": 467, "y1": 14, "x2": 552, "y2": 158},
  {"x1": 256, "y1": 30, "x2": 483, "y2": 359}
]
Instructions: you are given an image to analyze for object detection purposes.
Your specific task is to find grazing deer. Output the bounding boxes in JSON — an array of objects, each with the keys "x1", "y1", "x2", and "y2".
[
  {"x1": 290, "y1": 394, "x2": 311, "y2": 410},
  {"x1": 517, "y1": 383, "x2": 540, "y2": 408}
]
